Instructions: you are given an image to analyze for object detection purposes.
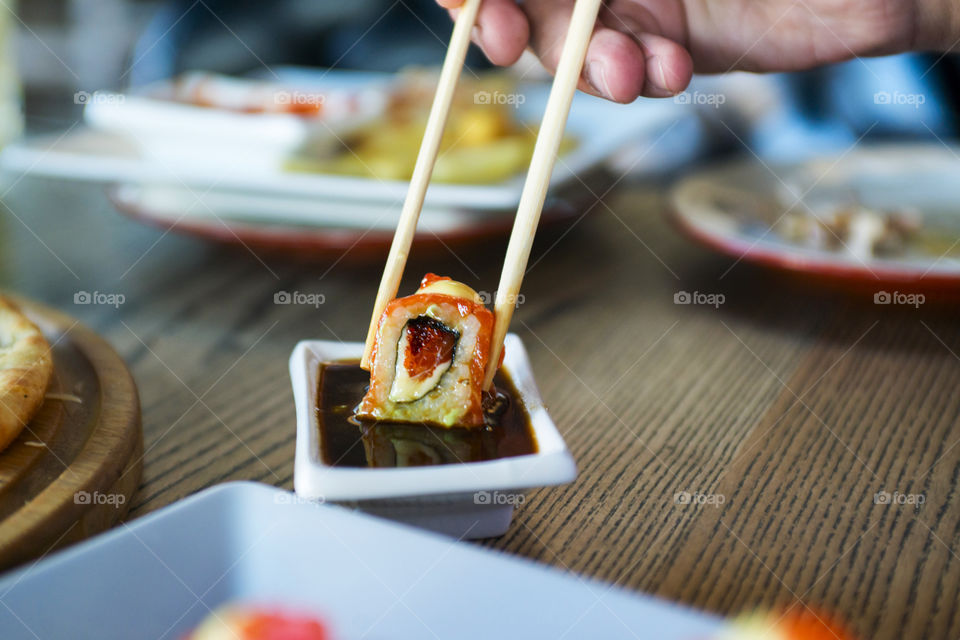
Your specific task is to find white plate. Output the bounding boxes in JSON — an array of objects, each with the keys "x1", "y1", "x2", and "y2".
[
  {"x1": 0, "y1": 482, "x2": 723, "y2": 640},
  {"x1": 290, "y1": 334, "x2": 577, "y2": 538},
  {"x1": 0, "y1": 69, "x2": 682, "y2": 211},
  {"x1": 110, "y1": 182, "x2": 483, "y2": 232}
]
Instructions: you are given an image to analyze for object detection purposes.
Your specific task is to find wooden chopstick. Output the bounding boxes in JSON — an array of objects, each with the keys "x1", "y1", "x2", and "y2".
[
  {"x1": 483, "y1": 0, "x2": 603, "y2": 388},
  {"x1": 361, "y1": 0, "x2": 482, "y2": 370}
]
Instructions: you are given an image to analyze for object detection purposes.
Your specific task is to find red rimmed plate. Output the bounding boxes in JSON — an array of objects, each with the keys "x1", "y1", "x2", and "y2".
[
  {"x1": 669, "y1": 145, "x2": 960, "y2": 291},
  {"x1": 107, "y1": 182, "x2": 590, "y2": 262}
]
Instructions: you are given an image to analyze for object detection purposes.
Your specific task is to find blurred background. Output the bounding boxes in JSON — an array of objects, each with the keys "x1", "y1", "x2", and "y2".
[
  {"x1": 2, "y1": 0, "x2": 959, "y2": 279},
  {"x1": 10, "y1": 0, "x2": 960, "y2": 145},
  {"x1": 13, "y1": 0, "x2": 496, "y2": 133}
]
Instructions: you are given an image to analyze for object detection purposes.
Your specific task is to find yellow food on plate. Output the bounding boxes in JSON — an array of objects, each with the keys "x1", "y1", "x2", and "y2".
[{"x1": 285, "y1": 70, "x2": 576, "y2": 185}]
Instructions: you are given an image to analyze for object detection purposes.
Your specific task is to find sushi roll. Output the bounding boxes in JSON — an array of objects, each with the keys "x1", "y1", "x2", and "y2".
[{"x1": 357, "y1": 274, "x2": 497, "y2": 427}]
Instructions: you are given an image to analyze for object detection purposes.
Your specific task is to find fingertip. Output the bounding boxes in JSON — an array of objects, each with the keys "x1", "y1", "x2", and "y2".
[
  {"x1": 436, "y1": 0, "x2": 463, "y2": 8},
  {"x1": 635, "y1": 34, "x2": 693, "y2": 97},
  {"x1": 474, "y1": 0, "x2": 530, "y2": 66},
  {"x1": 664, "y1": 52, "x2": 694, "y2": 95},
  {"x1": 583, "y1": 29, "x2": 645, "y2": 103}
]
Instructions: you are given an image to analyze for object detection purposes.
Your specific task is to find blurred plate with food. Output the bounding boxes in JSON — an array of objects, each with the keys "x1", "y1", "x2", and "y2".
[
  {"x1": 83, "y1": 70, "x2": 389, "y2": 174},
  {"x1": 1, "y1": 67, "x2": 685, "y2": 212},
  {"x1": 670, "y1": 144, "x2": 960, "y2": 288}
]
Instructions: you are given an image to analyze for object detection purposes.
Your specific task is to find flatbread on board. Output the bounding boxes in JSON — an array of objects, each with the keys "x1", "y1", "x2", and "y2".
[{"x1": 0, "y1": 298, "x2": 53, "y2": 452}]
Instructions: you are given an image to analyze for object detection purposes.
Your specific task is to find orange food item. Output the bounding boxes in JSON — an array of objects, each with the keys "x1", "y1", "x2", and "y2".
[
  {"x1": 778, "y1": 609, "x2": 855, "y2": 640},
  {"x1": 188, "y1": 606, "x2": 330, "y2": 640},
  {"x1": 719, "y1": 608, "x2": 857, "y2": 640}
]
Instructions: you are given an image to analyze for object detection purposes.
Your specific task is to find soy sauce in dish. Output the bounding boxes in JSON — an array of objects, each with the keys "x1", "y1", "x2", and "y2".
[{"x1": 315, "y1": 361, "x2": 537, "y2": 468}]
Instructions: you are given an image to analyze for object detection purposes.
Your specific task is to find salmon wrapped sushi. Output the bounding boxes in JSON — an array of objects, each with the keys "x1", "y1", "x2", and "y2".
[{"x1": 357, "y1": 274, "x2": 496, "y2": 427}]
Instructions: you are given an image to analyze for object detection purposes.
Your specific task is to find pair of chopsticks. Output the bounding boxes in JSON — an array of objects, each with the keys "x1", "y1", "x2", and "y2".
[{"x1": 361, "y1": 0, "x2": 604, "y2": 389}]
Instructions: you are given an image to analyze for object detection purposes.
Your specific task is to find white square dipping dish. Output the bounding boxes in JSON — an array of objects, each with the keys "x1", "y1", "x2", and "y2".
[{"x1": 290, "y1": 333, "x2": 577, "y2": 538}]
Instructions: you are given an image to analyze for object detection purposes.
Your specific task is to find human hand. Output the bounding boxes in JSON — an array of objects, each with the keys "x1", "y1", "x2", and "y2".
[{"x1": 437, "y1": 0, "x2": 960, "y2": 102}]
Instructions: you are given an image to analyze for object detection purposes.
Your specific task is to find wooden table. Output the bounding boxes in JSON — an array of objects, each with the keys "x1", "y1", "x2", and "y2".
[{"x1": 2, "y1": 175, "x2": 958, "y2": 639}]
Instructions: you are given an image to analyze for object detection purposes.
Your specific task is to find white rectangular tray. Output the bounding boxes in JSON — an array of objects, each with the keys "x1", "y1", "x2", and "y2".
[
  {"x1": 0, "y1": 482, "x2": 722, "y2": 640},
  {"x1": 0, "y1": 69, "x2": 682, "y2": 212}
]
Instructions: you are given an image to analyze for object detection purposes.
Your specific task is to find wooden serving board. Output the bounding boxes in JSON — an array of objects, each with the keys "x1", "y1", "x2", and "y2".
[{"x1": 0, "y1": 296, "x2": 142, "y2": 570}]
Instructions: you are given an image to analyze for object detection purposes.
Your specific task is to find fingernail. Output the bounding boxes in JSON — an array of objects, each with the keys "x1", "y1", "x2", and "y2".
[
  {"x1": 586, "y1": 61, "x2": 612, "y2": 99},
  {"x1": 655, "y1": 57, "x2": 674, "y2": 95}
]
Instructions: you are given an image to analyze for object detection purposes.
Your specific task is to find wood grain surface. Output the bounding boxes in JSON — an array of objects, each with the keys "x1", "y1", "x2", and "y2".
[{"x1": 1, "y1": 176, "x2": 957, "y2": 639}]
